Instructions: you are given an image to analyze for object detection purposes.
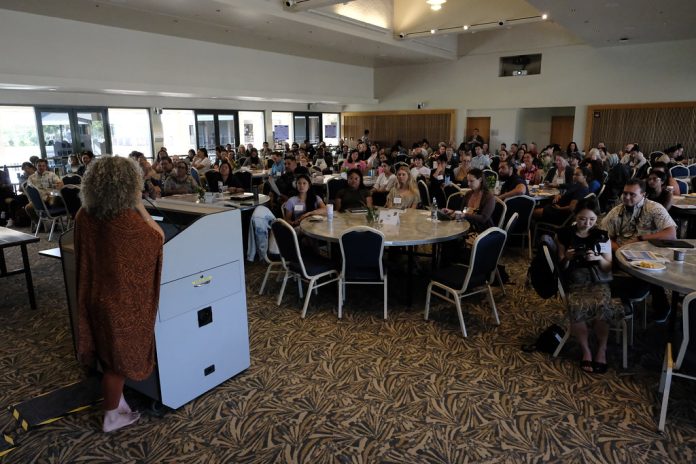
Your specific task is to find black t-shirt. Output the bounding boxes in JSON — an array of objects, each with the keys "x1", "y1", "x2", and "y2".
[
  {"x1": 557, "y1": 227, "x2": 609, "y2": 271},
  {"x1": 336, "y1": 187, "x2": 371, "y2": 211},
  {"x1": 207, "y1": 171, "x2": 243, "y2": 192},
  {"x1": 500, "y1": 174, "x2": 528, "y2": 195}
]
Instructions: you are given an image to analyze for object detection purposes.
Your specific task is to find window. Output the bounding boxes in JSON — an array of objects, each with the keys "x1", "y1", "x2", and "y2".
[
  {"x1": 238, "y1": 111, "x2": 265, "y2": 149},
  {"x1": 271, "y1": 112, "x2": 293, "y2": 148},
  {"x1": 161, "y1": 109, "x2": 196, "y2": 156},
  {"x1": 322, "y1": 113, "x2": 340, "y2": 146},
  {"x1": 108, "y1": 108, "x2": 152, "y2": 158},
  {"x1": 0, "y1": 106, "x2": 39, "y2": 166}
]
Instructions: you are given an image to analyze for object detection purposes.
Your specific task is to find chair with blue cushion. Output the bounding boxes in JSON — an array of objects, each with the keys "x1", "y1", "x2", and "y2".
[
  {"x1": 271, "y1": 219, "x2": 339, "y2": 318},
  {"x1": 424, "y1": 227, "x2": 507, "y2": 337},
  {"x1": 338, "y1": 226, "x2": 387, "y2": 319},
  {"x1": 658, "y1": 291, "x2": 696, "y2": 431},
  {"x1": 675, "y1": 178, "x2": 689, "y2": 195},
  {"x1": 190, "y1": 167, "x2": 201, "y2": 186},
  {"x1": 688, "y1": 164, "x2": 696, "y2": 177},
  {"x1": 670, "y1": 165, "x2": 689, "y2": 179},
  {"x1": 25, "y1": 184, "x2": 67, "y2": 241},
  {"x1": 491, "y1": 197, "x2": 507, "y2": 228}
]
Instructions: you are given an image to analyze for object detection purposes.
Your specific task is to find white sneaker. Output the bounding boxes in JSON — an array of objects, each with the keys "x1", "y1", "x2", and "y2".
[
  {"x1": 5, "y1": 219, "x2": 13, "y2": 227},
  {"x1": 103, "y1": 410, "x2": 141, "y2": 433}
]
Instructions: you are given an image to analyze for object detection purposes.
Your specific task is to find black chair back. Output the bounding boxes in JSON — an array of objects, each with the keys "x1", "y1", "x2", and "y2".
[
  {"x1": 235, "y1": 171, "x2": 253, "y2": 192},
  {"x1": 340, "y1": 227, "x2": 384, "y2": 281},
  {"x1": 25, "y1": 184, "x2": 48, "y2": 214},
  {"x1": 327, "y1": 178, "x2": 348, "y2": 202},
  {"x1": 62, "y1": 174, "x2": 81, "y2": 185},
  {"x1": 417, "y1": 180, "x2": 430, "y2": 208},
  {"x1": 271, "y1": 219, "x2": 303, "y2": 274},
  {"x1": 464, "y1": 228, "x2": 506, "y2": 290},
  {"x1": 443, "y1": 184, "x2": 460, "y2": 200},
  {"x1": 59, "y1": 185, "x2": 82, "y2": 219},
  {"x1": 504, "y1": 195, "x2": 535, "y2": 234},
  {"x1": 205, "y1": 171, "x2": 222, "y2": 191}
]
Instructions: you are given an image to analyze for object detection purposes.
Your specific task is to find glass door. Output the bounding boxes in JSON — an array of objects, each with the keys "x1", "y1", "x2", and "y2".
[
  {"x1": 195, "y1": 110, "x2": 238, "y2": 158},
  {"x1": 196, "y1": 113, "x2": 216, "y2": 152},
  {"x1": 293, "y1": 112, "x2": 323, "y2": 145},
  {"x1": 36, "y1": 107, "x2": 110, "y2": 172}
]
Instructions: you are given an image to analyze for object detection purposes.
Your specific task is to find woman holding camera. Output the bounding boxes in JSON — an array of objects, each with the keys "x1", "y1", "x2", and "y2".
[{"x1": 555, "y1": 197, "x2": 623, "y2": 374}]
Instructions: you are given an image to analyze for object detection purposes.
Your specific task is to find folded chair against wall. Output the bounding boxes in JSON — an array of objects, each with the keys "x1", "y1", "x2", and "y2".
[
  {"x1": 424, "y1": 227, "x2": 507, "y2": 337},
  {"x1": 658, "y1": 291, "x2": 696, "y2": 432},
  {"x1": 271, "y1": 219, "x2": 339, "y2": 318},
  {"x1": 338, "y1": 226, "x2": 387, "y2": 320}
]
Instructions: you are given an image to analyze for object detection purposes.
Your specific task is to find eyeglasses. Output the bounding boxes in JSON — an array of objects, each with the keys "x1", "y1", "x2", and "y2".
[{"x1": 622, "y1": 191, "x2": 641, "y2": 197}]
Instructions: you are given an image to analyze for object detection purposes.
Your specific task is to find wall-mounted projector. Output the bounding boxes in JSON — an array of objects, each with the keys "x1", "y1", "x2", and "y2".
[{"x1": 512, "y1": 70, "x2": 528, "y2": 76}]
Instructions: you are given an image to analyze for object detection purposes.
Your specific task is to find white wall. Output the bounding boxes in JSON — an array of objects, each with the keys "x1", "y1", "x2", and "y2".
[
  {"x1": 346, "y1": 22, "x2": 696, "y2": 145},
  {"x1": 516, "y1": 107, "x2": 575, "y2": 149},
  {"x1": 0, "y1": 9, "x2": 375, "y2": 106}
]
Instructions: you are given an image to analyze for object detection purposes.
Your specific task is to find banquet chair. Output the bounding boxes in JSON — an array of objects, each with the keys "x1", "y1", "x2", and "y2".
[
  {"x1": 533, "y1": 193, "x2": 596, "y2": 246},
  {"x1": 688, "y1": 164, "x2": 696, "y2": 177},
  {"x1": 482, "y1": 169, "x2": 498, "y2": 186},
  {"x1": 326, "y1": 178, "x2": 347, "y2": 203},
  {"x1": 338, "y1": 226, "x2": 387, "y2": 319},
  {"x1": 25, "y1": 184, "x2": 67, "y2": 241},
  {"x1": 503, "y1": 195, "x2": 536, "y2": 258},
  {"x1": 271, "y1": 219, "x2": 339, "y2": 318},
  {"x1": 675, "y1": 178, "x2": 689, "y2": 195},
  {"x1": 424, "y1": 227, "x2": 506, "y2": 337},
  {"x1": 61, "y1": 174, "x2": 81, "y2": 185},
  {"x1": 670, "y1": 165, "x2": 689, "y2": 179},
  {"x1": 417, "y1": 180, "x2": 430, "y2": 208},
  {"x1": 491, "y1": 197, "x2": 508, "y2": 228},
  {"x1": 495, "y1": 212, "x2": 519, "y2": 295},
  {"x1": 541, "y1": 235, "x2": 630, "y2": 368},
  {"x1": 190, "y1": 167, "x2": 201, "y2": 186},
  {"x1": 443, "y1": 183, "x2": 461, "y2": 200},
  {"x1": 658, "y1": 291, "x2": 696, "y2": 432},
  {"x1": 258, "y1": 235, "x2": 283, "y2": 296},
  {"x1": 234, "y1": 170, "x2": 253, "y2": 192},
  {"x1": 58, "y1": 184, "x2": 82, "y2": 228}
]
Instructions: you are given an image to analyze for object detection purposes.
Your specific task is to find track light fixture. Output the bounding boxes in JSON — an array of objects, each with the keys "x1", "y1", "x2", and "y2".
[{"x1": 397, "y1": 13, "x2": 549, "y2": 39}]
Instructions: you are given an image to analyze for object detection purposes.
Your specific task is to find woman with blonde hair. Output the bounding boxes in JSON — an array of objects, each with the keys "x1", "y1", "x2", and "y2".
[
  {"x1": 75, "y1": 156, "x2": 164, "y2": 432},
  {"x1": 386, "y1": 165, "x2": 420, "y2": 209}
]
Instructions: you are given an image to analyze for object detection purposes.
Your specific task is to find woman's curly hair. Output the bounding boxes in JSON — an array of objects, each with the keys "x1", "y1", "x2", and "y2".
[{"x1": 81, "y1": 156, "x2": 142, "y2": 220}]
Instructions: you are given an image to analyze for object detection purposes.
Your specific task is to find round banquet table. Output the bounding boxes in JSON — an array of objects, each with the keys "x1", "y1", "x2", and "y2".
[
  {"x1": 299, "y1": 208, "x2": 470, "y2": 246},
  {"x1": 616, "y1": 240, "x2": 696, "y2": 295}
]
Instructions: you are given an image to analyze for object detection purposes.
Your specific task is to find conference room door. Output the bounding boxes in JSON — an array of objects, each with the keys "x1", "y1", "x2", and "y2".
[
  {"x1": 293, "y1": 112, "x2": 321, "y2": 145},
  {"x1": 550, "y1": 116, "x2": 575, "y2": 147},
  {"x1": 466, "y1": 117, "x2": 490, "y2": 146}
]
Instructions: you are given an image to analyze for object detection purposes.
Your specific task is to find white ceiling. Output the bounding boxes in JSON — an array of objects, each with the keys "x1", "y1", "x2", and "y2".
[{"x1": 0, "y1": 0, "x2": 694, "y2": 67}]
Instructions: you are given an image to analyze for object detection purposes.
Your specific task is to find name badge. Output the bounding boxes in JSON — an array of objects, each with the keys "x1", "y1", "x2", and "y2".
[
  {"x1": 437, "y1": 175, "x2": 444, "y2": 181},
  {"x1": 446, "y1": 165, "x2": 451, "y2": 169},
  {"x1": 393, "y1": 197, "x2": 402, "y2": 205},
  {"x1": 294, "y1": 204, "x2": 305, "y2": 212}
]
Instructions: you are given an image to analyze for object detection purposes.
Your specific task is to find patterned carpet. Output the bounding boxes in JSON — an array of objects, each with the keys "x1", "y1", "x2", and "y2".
[{"x1": 1, "y1": 227, "x2": 696, "y2": 463}]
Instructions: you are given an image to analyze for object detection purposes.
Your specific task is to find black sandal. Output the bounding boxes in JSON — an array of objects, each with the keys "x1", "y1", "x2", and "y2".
[
  {"x1": 592, "y1": 362, "x2": 608, "y2": 374},
  {"x1": 580, "y1": 360, "x2": 594, "y2": 373}
]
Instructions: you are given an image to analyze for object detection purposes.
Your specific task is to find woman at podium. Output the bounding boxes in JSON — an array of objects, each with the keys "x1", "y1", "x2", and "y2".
[{"x1": 75, "y1": 156, "x2": 164, "y2": 432}]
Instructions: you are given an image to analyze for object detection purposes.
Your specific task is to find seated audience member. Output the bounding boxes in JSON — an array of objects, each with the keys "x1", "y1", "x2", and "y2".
[
  {"x1": 373, "y1": 161, "x2": 397, "y2": 193},
  {"x1": 428, "y1": 154, "x2": 449, "y2": 206},
  {"x1": 335, "y1": 168, "x2": 373, "y2": 211},
  {"x1": 602, "y1": 179, "x2": 676, "y2": 323},
  {"x1": 163, "y1": 160, "x2": 198, "y2": 195},
  {"x1": 602, "y1": 153, "x2": 630, "y2": 208},
  {"x1": 67, "y1": 154, "x2": 81, "y2": 174},
  {"x1": 272, "y1": 156, "x2": 299, "y2": 205},
  {"x1": 243, "y1": 149, "x2": 263, "y2": 169},
  {"x1": 192, "y1": 148, "x2": 212, "y2": 175},
  {"x1": 566, "y1": 141, "x2": 581, "y2": 159},
  {"x1": 587, "y1": 160, "x2": 604, "y2": 194},
  {"x1": 386, "y1": 165, "x2": 420, "y2": 210},
  {"x1": 556, "y1": 197, "x2": 621, "y2": 374},
  {"x1": 158, "y1": 156, "x2": 175, "y2": 186},
  {"x1": 646, "y1": 170, "x2": 673, "y2": 210},
  {"x1": 497, "y1": 160, "x2": 529, "y2": 200},
  {"x1": 269, "y1": 151, "x2": 285, "y2": 176},
  {"x1": 650, "y1": 161, "x2": 681, "y2": 196},
  {"x1": 283, "y1": 173, "x2": 327, "y2": 227},
  {"x1": 545, "y1": 155, "x2": 574, "y2": 187},
  {"x1": 27, "y1": 158, "x2": 64, "y2": 212},
  {"x1": 343, "y1": 149, "x2": 367, "y2": 173},
  {"x1": 629, "y1": 146, "x2": 649, "y2": 178},
  {"x1": 444, "y1": 168, "x2": 495, "y2": 233},
  {"x1": 518, "y1": 152, "x2": 543, "y2": 185},
  {"x1": 470, "y1": 145, "x2": 491, "y2": 170},
  {"x1": 453, "y1": 152, "x2": 472, "y2": 186},
  {"x1": 139, "y1": 158, "x2": 161, "y2": 199},
  {"x1": 207, "y1": 161, "x2": 245, "y2": 194},
  {"x1": 410, "y1": 153, "x2": 430, "y2": 180},
  {"x1": 533, "y1": 166, "x2": 591, "y2": 224},
  {"x1": 77, "y1": 151, "x2": 95, "y2": 176}
]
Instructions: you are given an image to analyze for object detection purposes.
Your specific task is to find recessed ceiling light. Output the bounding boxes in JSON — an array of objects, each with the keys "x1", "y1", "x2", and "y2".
[
  {"x1": 430, "y1": 29, "x2": 437, "y2": 34},
  {"x1": 463, "y1": 25, "x2": 469, "y2": 30},
  {"x1": 542, "y1": 13, "x2": 548, "y2": 20}
]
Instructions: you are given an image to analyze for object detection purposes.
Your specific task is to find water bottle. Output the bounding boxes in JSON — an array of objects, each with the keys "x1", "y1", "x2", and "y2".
[
  {"x1": 218, "y1": 181, "x2": 224, "y2": 193},
  {"x1": 431, "y1": 197, "x2": 438, "y2": 221}
]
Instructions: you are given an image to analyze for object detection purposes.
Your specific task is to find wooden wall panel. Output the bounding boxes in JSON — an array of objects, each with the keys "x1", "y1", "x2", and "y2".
[
  {"x1": 586, "y1": 103, "x2": 696, "y2": 156},
  {"x1": 341, "y1": 110, "x2": 455, "y2": 148}
]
